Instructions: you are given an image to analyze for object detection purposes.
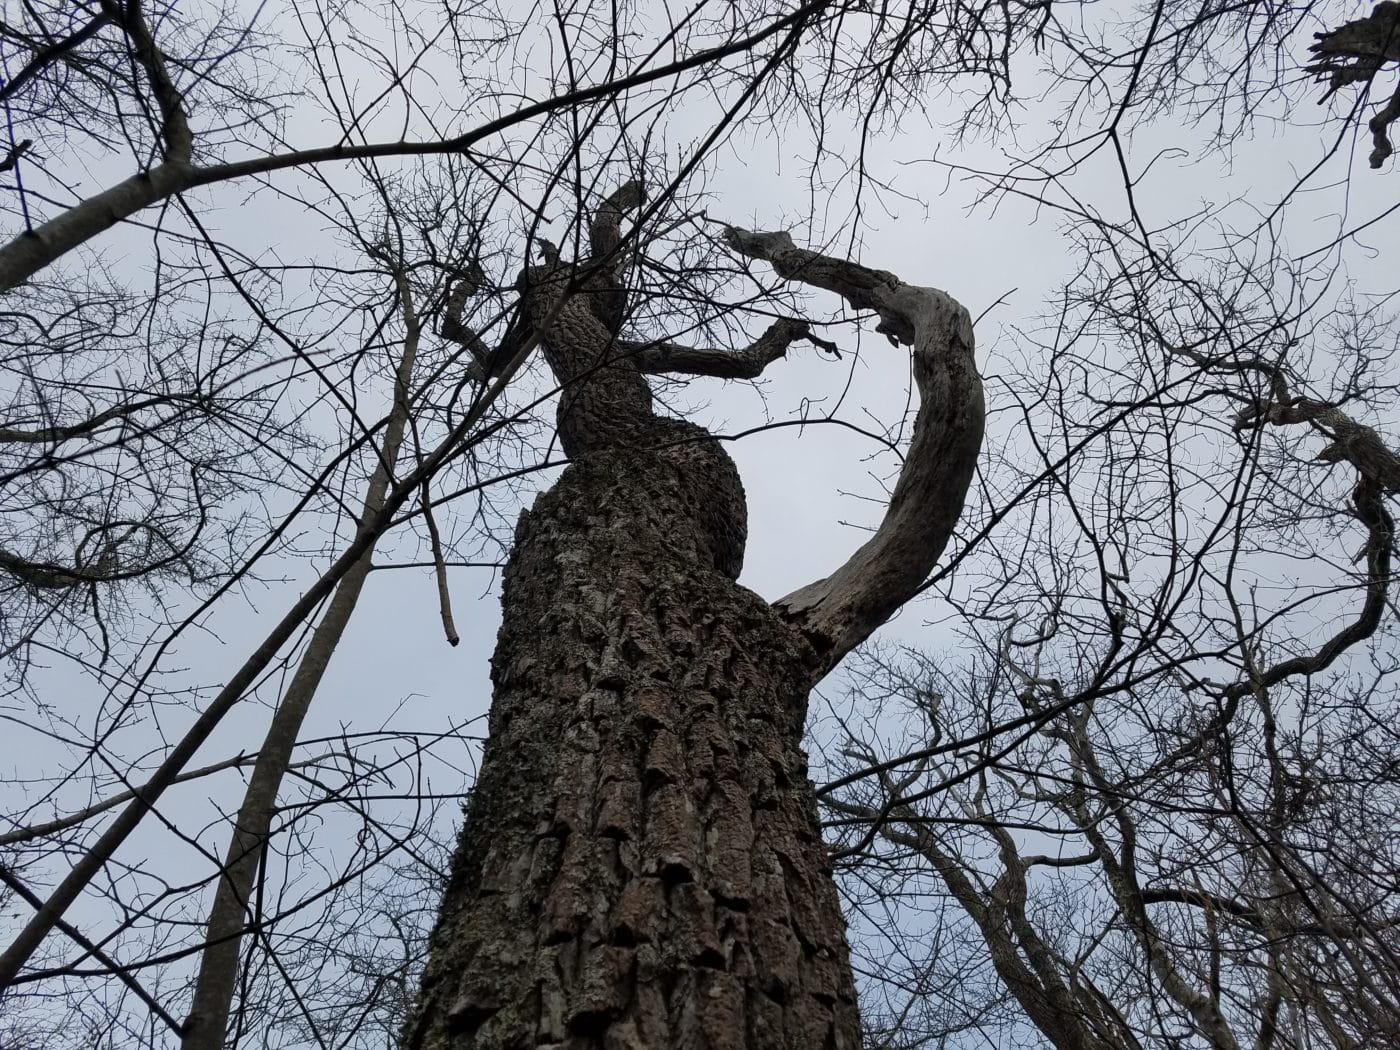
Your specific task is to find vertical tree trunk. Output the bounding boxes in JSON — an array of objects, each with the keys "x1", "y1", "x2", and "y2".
[
  {"x1": 403, "y1": 444, "x2": 861, "y2": 1049},
  {"x1": 181, "y1": 252, "x2": 425, "y2": 1049},
  {"x1": 407, "y1": 199, "x2": 982, "y2": 1050}
]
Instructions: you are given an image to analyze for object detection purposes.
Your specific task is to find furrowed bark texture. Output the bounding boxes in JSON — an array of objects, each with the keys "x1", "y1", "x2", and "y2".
[
  {"x1": 405, "y1": 225, "x2": 860, "y2": 1048},
  {"x1": 404, "y1": 452, "x2": 858, "y2": 1049},
  {"x1": 407, "y1": 206, "x2": 981, "y2": 1048}
]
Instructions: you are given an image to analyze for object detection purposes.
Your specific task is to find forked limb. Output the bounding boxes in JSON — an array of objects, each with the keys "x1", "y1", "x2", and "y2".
[{"x1": 443, "y1": 182, "x2": 822, "y2": 385}]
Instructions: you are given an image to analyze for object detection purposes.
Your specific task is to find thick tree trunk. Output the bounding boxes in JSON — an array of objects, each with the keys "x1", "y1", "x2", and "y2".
[
  {"x1": 406, "y1": 196, "x2": 981, "y2": 1049},
  {"x1": 404, "y1": 444, "x2": 861, "y2": 1049}
]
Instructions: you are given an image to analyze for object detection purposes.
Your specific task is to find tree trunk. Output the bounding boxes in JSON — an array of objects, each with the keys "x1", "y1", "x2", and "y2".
[
  {"x1": 405, "y1": 191, "x2": 982, "y2": 1049},
  {"x1": 403, "y1": 443, "x2": 861, "y2": 1049},
  {"x1": 181, "y1": 251, "x2": 427, "y2": 1050}
]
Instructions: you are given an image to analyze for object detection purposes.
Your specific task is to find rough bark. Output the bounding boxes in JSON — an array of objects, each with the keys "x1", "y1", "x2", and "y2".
[
  {"x1": 406, "y1": 205, "x2": 981, "y2": 1048},
  {"x1": 404, "y1": 452, "x2": 860, "y2": 1049}
]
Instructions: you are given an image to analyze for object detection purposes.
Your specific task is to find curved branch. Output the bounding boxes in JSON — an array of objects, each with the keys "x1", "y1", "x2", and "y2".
[
  {"x1": 1236, "y1": 396, "x2": 1400, "y2": 492},
  {"x1": 588, "y1": 179, "x2": 645, "y2": 263},
  {"x1": 586, "y1": 179, "x2": 646, "y2": 331},
  {"x1": 1238, "y1": 478, "x2": 1392, "y2": 698},
  {"x1": 723, "y1": 226, "x2": 984, "y2": 673},
  {"x1": 629, "y1": 317, "x2": 811, "y2": 378},
  {"x1": 1367, "y1": 78, "x2": 1400, "y2": 167},
  {"x1": 1229, "y1": 394, "x2": 1399, "y2": 697}
]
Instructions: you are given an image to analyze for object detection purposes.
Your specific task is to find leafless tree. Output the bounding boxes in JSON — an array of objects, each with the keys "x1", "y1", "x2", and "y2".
[
  {"x1": 823, "y1": 226, "x2": 1400, "y2": 1048},
  {"x1": 1, "y1": 1, "x2": 1398, "y2": 1048}
]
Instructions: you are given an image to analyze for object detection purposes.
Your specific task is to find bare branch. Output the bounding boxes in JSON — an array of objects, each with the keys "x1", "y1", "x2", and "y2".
[
  {"x1": 1139, "y1": 887, "x2": 1398, "y2": 939},
  {"x1": 0, "y1": 393, "x2": 191, "y2": 445},
  {"x1": 1236, "y1": 395, "x2": 1400, "y2": 492},
  {"x1": 584, "y1": 180, "x2": 646, "y2": 331},
  {"x1": 1307, "y1": 2, "x2": 1400, "y2": 94},
  {"x1": 630, "y1": 317, "x2": 811, "y2": 379},
  {"x1": 420, "y1": 480, "x2": 460, "y2": 647},
  {"x1": 0, "y1": 139, "x2": 33, "y2": 173},
  {"x1": 1, "y1": 753, "x2": 257, "y2": 848},
  {"x1": 0, "y1": 13, "x2": 112, "y2": 106},
  {"x1": 723, "y1": 226, "x2": 984, "y2": 672},
  {"x1": 1307, "y1": 1, "x2": 1400, "y2": 168},
  {"x1": 1238, "y1": 477, "x2": 1392, "y2": 697},
  {"x1": 828, "y1": 787, "x2": 1118, "y2": 1050},
  {"x1": 0, "y1": 540, "x2": 123, "y2": 589},
  {"x1": 438, "y1": 271, "x2": 496, "y2": 381},
  {"x1": 179, "y1": 249, "x2": 427, "y2": 1050},
  {"x1": 1368, "y1": 78, "x2": 1400, "y2": 167},
  {"x1": 99, "y1": 0, "x2": 192, "y2": 163},
  {"x1": 0, "y1": 4, "x2": 825, "y2": 292},
  {"x1": 0, "y1": 866, "x2": 185, "y2": 1035},
  {"x1": 1227, "y1": 395, "x2": 1399, "y2": 696}
]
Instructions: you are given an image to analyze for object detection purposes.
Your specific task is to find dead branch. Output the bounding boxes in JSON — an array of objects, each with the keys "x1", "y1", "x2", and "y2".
[{"x1": 723, "y1": 225, "x2": 984, "y2": 673}]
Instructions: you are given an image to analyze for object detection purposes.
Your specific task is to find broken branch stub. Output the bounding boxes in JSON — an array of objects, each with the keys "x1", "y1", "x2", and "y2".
[{"x1": 723, "y1": 226, "x2": 984, "y2": 674}]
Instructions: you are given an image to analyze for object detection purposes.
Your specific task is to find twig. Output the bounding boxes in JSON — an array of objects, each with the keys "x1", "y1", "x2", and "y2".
[{"x1": 420, "y1": 480, "x2": 459, "y2": 646}]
